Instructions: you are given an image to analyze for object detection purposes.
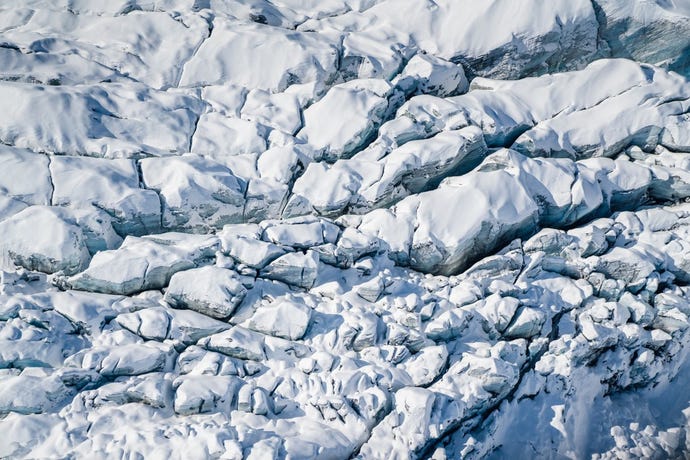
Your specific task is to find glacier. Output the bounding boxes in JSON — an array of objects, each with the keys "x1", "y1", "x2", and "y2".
[{"x1": 2, "y1": 1, "x2": 690, "y2": 458}]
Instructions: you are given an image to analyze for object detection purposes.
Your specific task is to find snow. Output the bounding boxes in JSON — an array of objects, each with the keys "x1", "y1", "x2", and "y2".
[
  {"x1": 241, "y1": 89, "x2": 303, "y2": 135},
  {"x1": 0, "y1": 81, "x2": 203, "y2": 157},
  {"x1": 164, "y1": 266, "x2": 248, "y2": 320},
  {"x1": 50, "y1": 155, "x2": 161, "y2": 235},
  {"x1": 0, "y1": 206, "x2": 90, "y2": 275},
  {"x1": 140, "y1": 154, "x2": 245, "y2": 232},
  {"x1": 191, "y1": 113, "x2": 267, "y2": 161},
  {"x1": 179, "y1": 18, "x2": 339, "y2": 91},
  {"x1": 394, "y1": 53, "x2": 468, "y2": 98},
  {"x1": 297, "y1": 79, "x2": 392, "y2": 161},
  {"x1": 3, "y1": 1, "x2": 690, "y2": 458}
]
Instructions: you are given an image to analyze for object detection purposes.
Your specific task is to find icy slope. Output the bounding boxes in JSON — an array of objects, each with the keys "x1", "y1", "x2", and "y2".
[{"x1": 2, "y1": 1, "x2": 690, "y2": 459}]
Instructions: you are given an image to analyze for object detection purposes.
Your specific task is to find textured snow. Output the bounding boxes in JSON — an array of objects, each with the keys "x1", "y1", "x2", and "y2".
[{"x1": 3, "y1": 1, "x2": 690, "y2": 459}]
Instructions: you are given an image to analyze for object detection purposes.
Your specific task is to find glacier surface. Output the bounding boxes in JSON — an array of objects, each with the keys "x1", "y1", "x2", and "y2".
[{"x1": 2, "y1": 1, "x2": 690, "y2": 458}]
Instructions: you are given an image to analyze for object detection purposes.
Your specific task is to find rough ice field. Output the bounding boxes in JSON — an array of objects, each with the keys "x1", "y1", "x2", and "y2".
[{"x1": 2, "y1": 1, "x2": 690, "y2": 458}]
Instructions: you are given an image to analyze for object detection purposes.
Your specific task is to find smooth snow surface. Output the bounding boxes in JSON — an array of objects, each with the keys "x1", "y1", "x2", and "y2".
[{"x1": 2, "y1": 1, "x2": 690, "y2": 459}]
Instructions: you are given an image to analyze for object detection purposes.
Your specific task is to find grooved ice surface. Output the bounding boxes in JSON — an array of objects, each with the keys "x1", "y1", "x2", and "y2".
[{"x1": 2, "y1": 1, "x2": 690, "y2": 459}]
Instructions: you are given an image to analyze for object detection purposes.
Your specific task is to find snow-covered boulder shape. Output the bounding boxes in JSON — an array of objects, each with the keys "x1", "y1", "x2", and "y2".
[
  {"x1": 116, "y1": 306, "x2": 232, "y2": 344},
  {"x1": 452, "y1": 58, "x2": 655, "y2": 147},
  {"x1": 50, "y1": 156, "x2": 161, "y2": 235},
  {"x1": 67, "y1": 342, "x2": 177, "y2": 377},
  {"x1": 259, "y1": 250, "x2": 320, "y2": 288},
  {"x1": 512, "y1": 62, "x2": 690, "y2": 158},
  {"x1": 261, "y1": 221, "x2": 324, "y2": 248},
  {"x1": 66, "y1": 233, "x2": 219, "y2": 295},
  {"x1": 164, "y1": 266, "x2": 248, "y2": 320},
  {"x1": 297, "y1": 79, "x2": 391, "y2": 161},
  {"x1": 219, "y1": 226, "x2": 288, "y2": 269},
  {"x1": 256, "y1": 144, "x2": 312, "y2": 185},
  {"x1": 0, "y1": 82, "x2": 203, "y2": 158},
  {"x1": 140, "y1": 154, "x2": 246, "y2": 232},
  {"x1": 391, "y1": 153, "x2": 541, "y2": 274},
  {"x1": 115, "y1": 307, "x2": 172, "y2": 342},
  {"x1": 394, "y1": 53, "x2": 469, "y2": 97},
  {"x1": 0, "y1": 206, "x2": 90, "y2": 275},
  {"x1": 179, "y1": 18, "x2": 339, "y2": 91},
  {"x1": 594, "y1": 0, "x2": 690, "y2": 77},
  {"x1": 173, "y1": 375, "x2": 244, "y2": 415},
  {"x1": 199, "y1": 326, "x2": 266, "y2": 361},
  {"x1": 300, "y1": 0, "x2": 601, "y2": 79},
  {"x1": 246, "y1": 299, "x2": 312, "y2": 340}
]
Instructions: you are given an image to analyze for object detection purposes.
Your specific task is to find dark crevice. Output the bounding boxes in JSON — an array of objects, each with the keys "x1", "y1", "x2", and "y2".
[
  {"x1": 46, "y1": 155, "x2": 55, "y2": 206},
  {"x1": 173, "y1": 13, "x2": 214, "y2": 89},
  {"x1": 589, "y1": 0, "x2": 614, "y2": 60}
]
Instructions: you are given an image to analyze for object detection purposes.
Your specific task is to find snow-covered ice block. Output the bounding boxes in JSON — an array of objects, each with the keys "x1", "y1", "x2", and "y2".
[
  {"x1": 595, "y1": 0, "x2": 690, "y2": 78},
  {"x1": 297, "y1": 79, "x2": 391, "y2": 161},
  {"x1": 140, "y1": 154, "x2": 246, "y2": 232},
  {"x1": 394, "y1": 53, "x2": 468, "y2": 97},
  {"x1": 300, "y1": 0, "x2": 600, "y2": 79},
  {"x1": 66, "y1": 233, "x2": 219, "y2": 294},
  {"x1": 0, "y1": 82, "x2": 203, "y2": 157},
  {"x1": 286, "y1": 125, "x2": 487, "y2": 215},
  {"x1": 173, "y1": 375, "x2": 244, "y2": 415},
  {"x1": 220, "y1": 230, "x2": 287, "y2": 269},
  {"x1": 199, "y1": 326, "x2": 266, "y2": 361},
  {"x1": 246, "y1": 299, "x2": 312, "y2": 340},
  {"x1": 259, "y1": 250, "x2": 320, "y2": 288},
  {"x1": 164, "y1": 266, "x2": 248, "y2": 320},
  {"x1": 50, "y1": 155, "x2": 161, "y2": 235},
  {"x1": 180, "y1": 18, "x2": 339, "y2": 91},
  {"x1": 0, "y1": 206, "x2": 90, "y2": 275}
]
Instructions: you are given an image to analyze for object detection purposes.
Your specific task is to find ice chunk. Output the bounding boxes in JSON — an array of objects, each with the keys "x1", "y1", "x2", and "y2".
[
  {"x1": 165, "y1": 266, "x2": 247, "y2": 320},
  {"x1": 66, "y1": 234, "x2": 219, "y2": 295},
  {"x1": 180, "y1": 18, "x2": 338, "y2": 91},
  {"x1": 200, "y1": 326, "x2": 266, "y2": 361},
  {"x1": 246, "y1": 299, "x2": 312, "y2": 340},
  {"x1": 141, "y1": 154, "x2": 246, "y2": 231},
  {"x1": 298, "y1": 79, "x2": 391, "y2": 161},
  {"x1": 260, "y1": 250, "x2": 320, "y2": 288},
  {"x1": 0, "y1": 206, "x2": 90, "y2": 275},
  {"x1": 50, "y1": 155, "x2": 161, "y2": 235}
]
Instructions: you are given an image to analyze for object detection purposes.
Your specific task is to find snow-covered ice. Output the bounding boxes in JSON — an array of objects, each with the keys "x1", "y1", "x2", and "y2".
[{"x1": 3, "y1": 1, "x2": 690, "y2": 459}]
